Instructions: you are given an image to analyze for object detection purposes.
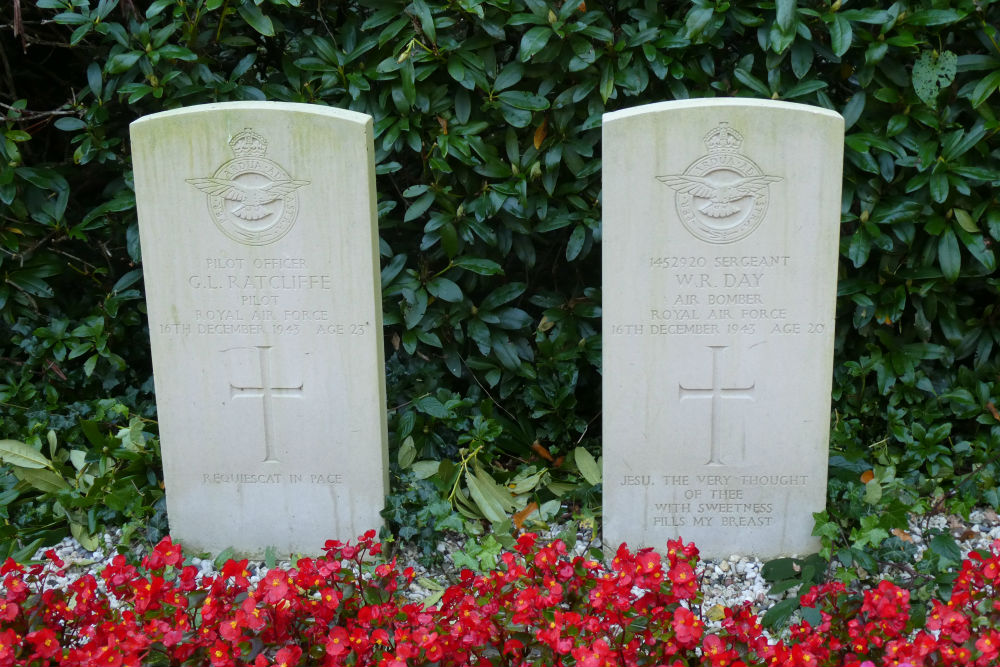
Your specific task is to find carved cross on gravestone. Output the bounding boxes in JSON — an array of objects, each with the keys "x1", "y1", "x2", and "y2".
[
  {"x1": 602, "y1": 99, "x2": 843, "y2": 559},
  {"x1": 679, "y1": 345, "x2": 756, "y2": 466},
  {"x1": 228, "y1": 346, "x2": 303, "y2": 463},
  {"x1": 132, "y1": 102, "x2": 389, "y2": 557}
]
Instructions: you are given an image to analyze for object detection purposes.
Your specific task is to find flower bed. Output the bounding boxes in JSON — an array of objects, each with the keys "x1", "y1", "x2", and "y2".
[{"x1": 2, "y1": 531, "x2": 999, "y2": 666}]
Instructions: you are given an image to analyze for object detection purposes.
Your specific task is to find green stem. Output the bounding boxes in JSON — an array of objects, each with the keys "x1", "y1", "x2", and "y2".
[
  {"x1": 430, "y1": 260, "x2": 455, "y2": 280},
  {"x1": 214, "y1": 0, "x2": 229, "y2": 43},
  {"x1": 447, "y1": 444, "x2": 483, "y2": 503}
]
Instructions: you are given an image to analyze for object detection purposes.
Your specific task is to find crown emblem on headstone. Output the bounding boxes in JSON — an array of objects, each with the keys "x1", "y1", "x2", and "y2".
[
  {"x1": 229, "y1": 128, "x2": 268, "y2": 158},
  {"x1": 188, "y1": 128, "x2": 309, "y2": 246},
  {"x1": 704, "y1": 122, "x2": 743, "y2": 153},
  {"x1": 657, "y1": 121, "x2": 781, "y2": 244}
]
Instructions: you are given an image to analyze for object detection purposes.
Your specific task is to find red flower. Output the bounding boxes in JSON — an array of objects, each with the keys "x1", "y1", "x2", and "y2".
[
  {"x1": 672, "y1": 606, "x2": 703, "y2": 647},
  {"x1": 178, "y1": 565, "x2": 199, "y2": 591},
  {"x1": 326, "y1": 626, "x2": 350, "y2": 657},
  {"x1": 515, "y1": 533, "x2": 539, "y2": 555},
  {"x1": 43, "y1": 549, "x2": 66, "y2": 569},
  {"x1": 927, "y1": 601, "x2": 970, "y2": 643},
  {"x1": 154, "y1": 536, "x2": 184, "y2": 567},
  {"x1": 666, "y1": 537, "x2": 699, "y2": 562},
  {"x1": 424, "y1": 642, "x2": 444, "y2": 662},
  {"x1": 0, "y1": 560, "x2": 22, "y2": 576},
  {"x1": 0, "y1": 629, "x2": 20, "y2": 666},
  {"x1": 102, "y1": 554, "x2": 139, "y2": 589},
  {"x1": 636, "y1": 549, "x2": 662, "y2": 574},
  {"x1": 274, "y1": 645, "x2": 302, "y2": 667},
  {"x1": 0, "y1": 601, "x2": 17, "y2": 622},
  {"x1": 221, "y1": 558, "x2": 252, "y2": 588},
  {"x1": 26, "y1": 628, "x2": 60, "y2": 659},
  {"x1": 572, "y1": 638, "x2": 611, "y2": 667},
  {"x1": 219, "y1": 617, "x2": 244, "y2": 642},
  {"x1": 261, "y1": 569, "x2": 291, "y2": 604},
  {"x1": 92, "y1": 641, "x2": 124, "y2": 667},
  {"x1": 503, "y1": 638, "x2": 525, "y2": 656},
  {"x1": 669, "y1": 560, "x2": 695, "y2": 585},
  {"x1": 703, "y1": 634, "x2": 738, "y2": 667},
  {"x1": 976, "y1": 629, "x2": 1000, "y2": 664},
  {"x1": 2, "y1": 575, "x2": 27, "y2": 602},
  {"x1": 208, "y1": 640, "x2": 233, "y2": 667},
  {"x1": 319, "y1": 586, "x2": 342, "y2": 609}
]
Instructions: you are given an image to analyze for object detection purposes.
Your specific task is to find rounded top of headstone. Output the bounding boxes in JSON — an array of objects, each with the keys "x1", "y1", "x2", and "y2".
[
  {"x1": 602, "y1": 98, "x2": 844, "y2": 125},
  {"x1": 129, "y1": 101, "x2": 372, "y2": 129}
]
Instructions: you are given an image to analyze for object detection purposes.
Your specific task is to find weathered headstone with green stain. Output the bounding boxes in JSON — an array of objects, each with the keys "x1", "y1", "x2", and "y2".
[{"x1": 131, "y1": 102, "x2": 388, "y2": 557}]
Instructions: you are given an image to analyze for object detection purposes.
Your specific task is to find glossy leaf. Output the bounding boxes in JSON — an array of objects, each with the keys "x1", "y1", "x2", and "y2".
[
  {"x1": 0, "y1": 440, "x2": 50, "y2": 470},
  {"x1": 574, "y1": 447, "x2": 601, "y2": 485}
]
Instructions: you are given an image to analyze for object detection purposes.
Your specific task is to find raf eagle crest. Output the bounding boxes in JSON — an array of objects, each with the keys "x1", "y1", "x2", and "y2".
[
  {"x1": 658, "y1": 123, "x2": 781, "y2": 244},
  {"x1": 187, "y1": 128, "x2": 309, "y2": 246}
]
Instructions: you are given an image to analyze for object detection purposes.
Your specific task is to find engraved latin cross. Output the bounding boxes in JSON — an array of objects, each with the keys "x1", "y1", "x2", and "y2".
[
  {"x1": 678, "y1": 345, "x2": 756, "y2": 466},
  {"x1": 227, "y1": 346, "x2": 303, "y2": 463}
]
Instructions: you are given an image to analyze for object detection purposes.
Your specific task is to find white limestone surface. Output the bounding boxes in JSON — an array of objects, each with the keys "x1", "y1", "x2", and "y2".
[
  {"x1": 131, "y1": 102, "x2": 388, "y2": 557},
  {"x1": 602, "y1": 99, "x2": 844, "y2": 559}
]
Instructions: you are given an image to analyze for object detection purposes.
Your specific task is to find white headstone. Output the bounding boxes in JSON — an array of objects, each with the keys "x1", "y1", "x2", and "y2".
[
  {"x1": 602, "y1": 99, "x2": 843, "y2": 559},
  {"x1": 131, "y1": 102, "x2": 388, "y2": 557}
]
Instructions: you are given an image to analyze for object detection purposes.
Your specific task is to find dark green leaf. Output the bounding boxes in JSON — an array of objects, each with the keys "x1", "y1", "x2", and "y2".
[
  {"x1": 790, "y1": 40, "x2": 812, "y2": 78},
  {"x1": 905, "y1": 9, "x2": 966, "y2": 26},
  {"x1": 800, "y1": 606, "x2": 822, "y2": 628},
  {"x1": 237, "y1": 3, "x2": 275, "y2": 37},
  {"x1": 929, "y1": 533, "x2": 961, "y2": 565},
  {"x1": 912, "y1": 50, "x2": 956, "y2": 109},
  {"x1": 776, "y1": 0, "x2": 797, "y2": 32},
  {"x1": 454, "y1": 257, "x2": 504, "y2": 275},
  {"x1": 494, "y1": 62, "x2": 524, "y2": 91},
  {"x1": 848, "y1": 230, "x2": 870, "y2": 268},
  {"x1": 828, "y1": 15, "x2": 852, "y2": 57},
  {"x1": 105, "y1": 52, "x2": 142, "y2": 74},
  {"x1": 415, "y1": 395, "x2": 450, "y2": 419},
  {"x1": 427, "y1": 277, "x2": 463, "y2": 303},
  {"x1": 403, "y1": 289, "x2": 429, "y2": 329},
  {"x1": 404, "y1": 192, "x2": 434, "y2": 222},
  {"x1": 841, "y1": 91, "x2": 865, "y2": 130},
  {"x1": 684, "y1": 6, "x2": 715, "y2": 40},
  {"x1": 400, "y1": 59, "x2": 416, "y2": 106},
  {"x1": 491, "y1": 337, "x2": 521, "y2": 370},
  {"x1": 784, "y1": 79, "x2": 826, "y2": 99},
  {"x1": 971, "y1": 70, "x2": 1000, "y2": 108},
  {"x1": 762, "y1": 599, "x2": 799, "y2": 629},
  {"x1": 519, "y1": 26, "x2": 552, "y2": 61},
  {"x1": 566, "y1": 224, "x2": 586, "y2": 261},
  {"x1": 734, "y1": 67, "x2": 771, "y2": 96},
  {"x1": 54, "y1": 117, "x2": 87, "y2": 132},
  {"x1": 938, "y1": 227, "x2": 961, "y2": 281},
  {"x1": 381, "y1": 254, "x2": 407, "y2": 287},
  {"x1": 411, "y1": 0, "x2": 436, "y2": 43},
  {"x1": 761, "y1": 557, "x2": 798, "y2": 581},
  {"x1": 481, "y1": 283, "x2": 526, "y2": 311},
  {"x1": 929, "y1": 173, "x2": 949, "y2": 203},
  {"x1": 955, "y1": 226, "x2": 996, "y2": 271},
  {"x1": 497, "y1": 91, "x2": 549, "y2": 111}
]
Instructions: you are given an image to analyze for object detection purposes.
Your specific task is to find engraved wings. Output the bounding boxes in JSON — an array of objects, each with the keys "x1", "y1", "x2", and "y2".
[
  {"x1": 187, "y1": 177, "x2": 309, "y2": 221},
  {"x1": 657, "y1": 174, "x2": 782, "y2": 218}
]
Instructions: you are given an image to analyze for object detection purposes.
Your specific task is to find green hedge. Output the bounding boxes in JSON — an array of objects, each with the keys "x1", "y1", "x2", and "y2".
[{"x1": 1, "y1": 0, "x2": 999, "y2": 566}]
